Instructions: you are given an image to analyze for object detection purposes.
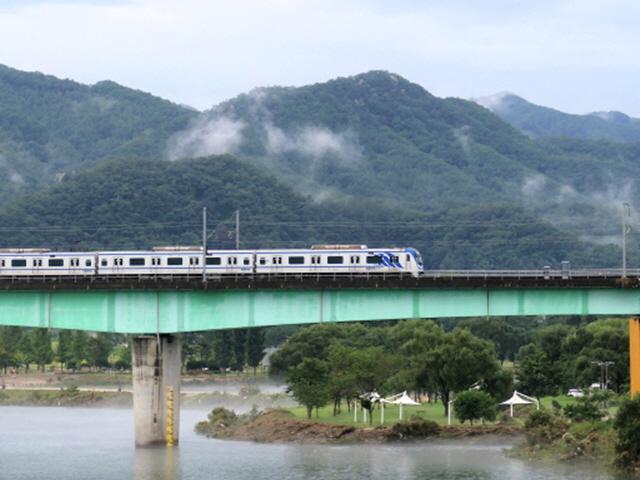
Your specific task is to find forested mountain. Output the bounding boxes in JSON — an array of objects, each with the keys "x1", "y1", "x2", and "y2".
[
  {"x1": 0, "y1": 155, "x2": 621, "y2": 268},
  {"x1": 0, "y1": 64, "x2": 197, "y2": 201},
  {"x1": 171, "y1": 71, "x2": 640, "y2": 251},
  {"x1": 0, "y1": 66, "x2": 637, "y2": 268},
  {"x1": 474, "y1": 92, "x2": 640, "y2": 143}
]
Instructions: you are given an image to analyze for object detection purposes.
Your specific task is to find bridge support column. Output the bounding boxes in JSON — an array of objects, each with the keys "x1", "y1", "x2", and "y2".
[
  {"x1": 630, "y1": 318, "x2": 640, "y2": 397},
  {"x1": 132, "y1": 335, "x2": 181, "y2": 447}
]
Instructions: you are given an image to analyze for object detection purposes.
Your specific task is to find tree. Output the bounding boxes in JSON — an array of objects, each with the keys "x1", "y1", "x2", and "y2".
[
  {"x1": 214, "y1": 330, "x2": 233, "y2": 372},
  {"x1": 516, "y1": 344, "x2": 556, "y2": 398},
  {"x1": 459, "y1": 318, "x2": 527, "y2": 363},
  {"x1": 69, "y1": 331, "x2": 89, "y2": 370},
  {"x1": 246, "y1": 328, "x2": 266, "y2": 375},
  {"x1": 57, "y1": 330, "x2": 73, "y2": 371},
  {"x1": 454, "y1": 390, "x2": 497, "y2": 425},
  {"x1": 232, "y1": 329, "x2": 247, "y2": 371},
  {"x1": 0, "y1": 327, "x2": 23, "y2": 373},
  {"x1": 287, "y1": 358, "x2": 332, "y2": 419},
  {"x1": 420, "y1": 328, "x2": 500, "y2": 417},
  {"x1": 614, "y1": 395, "x2": 640, "y2": 471},
  {"x1": 31, "y1": 329, "x2": 53, "y2": 372},
  {"x1": 87, "y1": 334, "x2": 112, "y2": 369}
]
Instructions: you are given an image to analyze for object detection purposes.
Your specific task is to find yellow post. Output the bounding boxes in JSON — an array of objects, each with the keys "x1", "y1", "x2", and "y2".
[
  {"x1": 629, "y1": 318, "x2": 640, "y2": 397},
  {"x1": 166, "y1": 386, "x2": 174, "y2": 447}
]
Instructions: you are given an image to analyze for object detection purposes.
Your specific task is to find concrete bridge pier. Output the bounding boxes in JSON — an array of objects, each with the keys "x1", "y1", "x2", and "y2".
[{"x1": 132, "y1": 334, "x2": 181, "y2": 447}]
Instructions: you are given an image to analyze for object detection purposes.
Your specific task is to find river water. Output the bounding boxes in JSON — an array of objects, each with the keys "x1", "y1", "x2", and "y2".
[{"x1": 0, "y1": 406, "x2": 628, "y2": 480}]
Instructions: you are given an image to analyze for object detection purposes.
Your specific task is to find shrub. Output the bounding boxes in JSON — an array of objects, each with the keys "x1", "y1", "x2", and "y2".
[
  {"x1": 454, "y1": 390, "x2": 497, "y2": 425},
  {"x1": 524, "y1": 410, "x2": 567, "y2": 445},
  {"x1": 614, "y1": 395, "x2": 640, "y2": 471},
  {"x1": 564, "y1": 398, "x2": 602, "y2": 422},
  {"x1": 391, "y1": 417, "x2": 440, "y2": 439}
]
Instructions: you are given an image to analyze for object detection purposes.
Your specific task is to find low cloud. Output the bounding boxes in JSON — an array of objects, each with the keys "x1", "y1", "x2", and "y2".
[
  {"x1": 453, "y1": 125, "x2": 472, "y2": 153},
  {"x1": 521, "y1": 173, "x2": 547, "y2": 197},
  {"x1": 166, "y1": 116, "x2": 246, "y2": 160},
  {"x1": 266, "y1": 124, "x2": 360, "y2": 160},
  {"x1": 0, "y1": 153, "x2": 24, "y2": 184}
]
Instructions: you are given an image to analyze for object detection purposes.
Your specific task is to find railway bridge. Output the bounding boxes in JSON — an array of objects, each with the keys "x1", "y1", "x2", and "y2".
[{"x1": 1, "y1": 269, "x2": 640, "y2": 446}]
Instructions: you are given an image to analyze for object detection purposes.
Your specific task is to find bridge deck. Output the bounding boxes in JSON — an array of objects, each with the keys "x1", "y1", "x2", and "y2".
[{"x1": 0, "y1": 270, "x2": 638, "y2": 290}]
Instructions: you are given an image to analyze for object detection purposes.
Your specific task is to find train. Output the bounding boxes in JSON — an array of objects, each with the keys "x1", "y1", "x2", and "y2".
[{"x1": 0, "y1": 245, "x2": 424, "y2": 277}]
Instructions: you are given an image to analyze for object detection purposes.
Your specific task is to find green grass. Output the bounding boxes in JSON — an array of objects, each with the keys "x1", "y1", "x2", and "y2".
[
  {"x1": 289, "y1": 401, "x2": 465, "y2": 426},
  {"x1": 287, "y1": 395, "x2": 592, "y2": 427}
]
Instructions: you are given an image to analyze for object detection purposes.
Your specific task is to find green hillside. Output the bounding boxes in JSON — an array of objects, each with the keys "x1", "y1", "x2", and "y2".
[
  {"x1": 474, "y1": 92, "x2": 640, "y2": 143},
  {"x1": 174, "y1": 71, "x2": 639, "y2": 247},
  {"x1": 0, "y1": 64, "x2": 197, "y2": 201},
  {"x1": 0, "y1": 155, "x2": 621, "y2": 268}
]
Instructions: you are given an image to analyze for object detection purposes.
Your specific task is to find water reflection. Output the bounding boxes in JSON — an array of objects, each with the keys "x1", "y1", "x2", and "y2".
[
  {"x1": 133, "y1": 447, "x2": 178, "y2": 480},
  {"x1": 0, "y1": 406, "x2": 629, "y2": 480}
]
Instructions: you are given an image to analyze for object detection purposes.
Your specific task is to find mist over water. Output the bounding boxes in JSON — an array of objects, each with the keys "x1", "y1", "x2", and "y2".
[{"x1": 0, "y1": 406, "x2": 627, "y2": 480}]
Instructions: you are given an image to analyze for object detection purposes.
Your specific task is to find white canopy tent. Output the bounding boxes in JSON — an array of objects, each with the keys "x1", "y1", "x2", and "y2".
[
  {"x1": 381, "y1": 391, "x2": 420, "y2": 422},
  {"x1": 499, "y1": 390, "x2": 540, "y2": 417}
]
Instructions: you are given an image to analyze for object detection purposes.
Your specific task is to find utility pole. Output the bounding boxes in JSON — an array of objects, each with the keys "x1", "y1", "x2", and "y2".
[
  {"x1": 622, "y1": 202, "x2": 631, "y2": 278},
  {"x1": 235, "y1": 210, "x2": 240, "y2": 250},
  {"x1": 592, "y1": 360, "x2": 615, "y2": 391},
  {"x1": 202, "y1": 207, "x2": 207, "y2": 281}
]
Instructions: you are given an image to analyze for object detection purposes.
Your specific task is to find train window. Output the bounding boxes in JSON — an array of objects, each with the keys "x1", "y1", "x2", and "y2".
[
  {"x1": 259, "y1": 258, "x2": 266, "y2": 265},
  {"x1": 272, "y1": 256, "x2": 283, "y2": 265},
  {"x1": 350, "y1": 256, "x2": 360, "y2": 264},
  {"x1": 312, "y1": 255, "x2": 321, "y2": 265},
  {"x1": 366, "y1": 256, "x2": 382, "y2": 265},
  {"x1": 48, "y1": 259, "x2": 64, "y2": 267},
  {"x1": 85, "y1": 259, "x2": 92, "y2": 267},
  {"x1": 406, "y1": 254, "x2": 411, "y2": 262},
  {"x1": 154, "y1": 258, "x2": 161, "y2": 266},
  {"x1": 70, "y1": 259, "x2": 79, "y2": 267},
  {"x1": 0, "y1": 260, "x2": 4, "y2": 267},
  {"x1": 327, "y1": 256, "x2": 343, "y2": 264},
  {"x1": 167, "y1": 257, "x2": 183, "y2": 266},
  {"x1": 129, "y1": 258, "x2": 145, "y2": 266},
  {"x1": 11, "y1": 259, "x2": 26, "y2": 267},
  {"x1": 33, "y1": 259, "x2": 43, "y2": 267},
  {"x1": 101, "y1": 259, "x2": 107, "y2": 267},
  {"x1": 206, "y1": 257, "x2": 221, "y2": 265},
  {"x1": 228, "y1": 257, "x2": 238, "y2": 265},
  {"x1": 288, "y1": 256, "x2": 304, "y2": 265},
  {"x1": 390, "y1": 255, "x2": 399, "y2": 264},
  {"x1": 243, "y1": 258, "x2": 250, "y2": 265},
  {"x1": 189, "y1": 257, "x2": 199, "y2": 266}
]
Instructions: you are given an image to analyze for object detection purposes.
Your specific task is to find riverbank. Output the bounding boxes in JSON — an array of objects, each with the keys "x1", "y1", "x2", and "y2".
[
  {"x1": 195, "y1": 408, "x2": 524, "y2": 444},
  {"x1": 0, "y1": 387, "x2": 294, "y2": 410}
]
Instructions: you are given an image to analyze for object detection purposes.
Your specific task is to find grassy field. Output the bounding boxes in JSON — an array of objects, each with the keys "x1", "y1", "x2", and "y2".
[{"x1": 288, "y1": 395, "x2": 585, "y2": 427}]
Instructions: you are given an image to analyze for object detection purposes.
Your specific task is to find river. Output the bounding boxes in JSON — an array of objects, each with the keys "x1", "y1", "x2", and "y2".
[{"x1": 0, "y1": 406, "x2": 628, "y2": 480}]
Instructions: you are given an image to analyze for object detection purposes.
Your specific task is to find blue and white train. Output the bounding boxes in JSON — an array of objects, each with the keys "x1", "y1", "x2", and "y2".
[{"x1": 0, "y1": 245, "x2": 424, "y2": 277}]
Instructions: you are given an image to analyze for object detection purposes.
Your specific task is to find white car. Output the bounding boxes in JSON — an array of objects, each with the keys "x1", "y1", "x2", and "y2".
[{"x1": 567, "y1": 388, "x2": 585, "y2": 398}]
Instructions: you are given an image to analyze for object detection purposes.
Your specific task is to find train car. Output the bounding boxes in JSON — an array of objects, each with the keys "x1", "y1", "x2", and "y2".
[
  {"x1": 0, "y1": 245, "x2": 423, "y2": 278},
  {"x1": 253, "y1": 245, "x2": 423, "y2": 277},
  {"x1": 203, "y1": 249, "x2": 255, "y2": 275},
  {"x1": 0, "y1": 249, "x2": 96, "y2": 276}
]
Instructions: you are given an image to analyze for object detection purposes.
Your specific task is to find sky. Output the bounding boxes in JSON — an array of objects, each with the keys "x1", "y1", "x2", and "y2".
[{"x1": 0, "y1": 0, "x2": 638, "y2": 115}]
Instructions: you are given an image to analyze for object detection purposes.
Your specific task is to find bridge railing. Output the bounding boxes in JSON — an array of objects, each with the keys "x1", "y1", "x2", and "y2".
[{"x1": 421, "y1": 269, "x2": 640, "y2": 278}]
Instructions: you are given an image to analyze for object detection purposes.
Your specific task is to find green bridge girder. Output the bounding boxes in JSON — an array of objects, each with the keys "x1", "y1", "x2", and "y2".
[{"x1": 0, "y1": 287, "x2": 639, "y2": 333}]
